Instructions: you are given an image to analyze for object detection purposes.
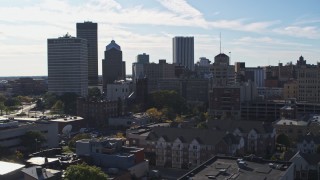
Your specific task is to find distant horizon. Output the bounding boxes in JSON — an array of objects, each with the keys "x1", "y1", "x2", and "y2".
[{"x1": 1, "y1": 0, "x2": 319, "y2": 76}]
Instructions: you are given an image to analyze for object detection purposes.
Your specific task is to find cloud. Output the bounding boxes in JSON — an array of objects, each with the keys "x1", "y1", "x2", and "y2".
[
  {"x1": 210, "y1": 20, "x2": 279, "y2": 33},
  {"x1": 157, "y1": 0, "x2": 202, "y2": 18},
  {"x1": 273, "y1": 26, "x2": 320, "y2": 39},
  {"x1": 233, "y1": 36, "x2": 311, "y2": 47}
]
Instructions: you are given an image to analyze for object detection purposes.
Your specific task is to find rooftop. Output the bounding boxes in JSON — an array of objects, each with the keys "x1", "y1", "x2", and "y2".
[
  {"x1": 0, "y1": 161, "x2": 24, "y2": 175},
  {"x1": 179, "y1": 156, "x2": 293, "y2": 180},
  {"x1": 105, "y1": 40, "x2": 121, "y2": 51}
]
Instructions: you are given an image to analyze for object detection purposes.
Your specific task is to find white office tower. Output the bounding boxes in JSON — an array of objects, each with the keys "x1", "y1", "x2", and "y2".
[
  {"x1": 173, "y1": 36, "x2": 194, "y2": 70},
  {"x1": 47, "y1": 34, "x2": 88, "y2": 97}
]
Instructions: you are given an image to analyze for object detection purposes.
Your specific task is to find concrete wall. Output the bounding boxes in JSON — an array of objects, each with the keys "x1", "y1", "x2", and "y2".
[
  {"x1": 128, "y1": 160, "x2": 149, "y2": 178},
  {"x1": 91, "y1": 153, "x2": 135, "y2": 169}
]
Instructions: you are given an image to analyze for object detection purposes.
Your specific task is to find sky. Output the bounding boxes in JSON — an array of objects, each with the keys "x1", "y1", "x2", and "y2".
[{"x1": 0, "y1": 0, "x2": 320, "y2": 76}]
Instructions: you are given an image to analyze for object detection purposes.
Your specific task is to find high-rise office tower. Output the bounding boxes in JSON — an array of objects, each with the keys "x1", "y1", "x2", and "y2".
[
  {"x1": 173, "y1": 36, "x2": 194, "y2": 70},
  {"x1": 102, "y1": 40, "x2": 126, "y2": 92},
  {"x1": 132, "y1": 53, "x2": 150, "y2": 82},
  {"x1": 76, "y1": 21, "x2": 98, "y2": 85},
  {"x1": 47, "y1": 34, "x2": 88, "y2": 97}
]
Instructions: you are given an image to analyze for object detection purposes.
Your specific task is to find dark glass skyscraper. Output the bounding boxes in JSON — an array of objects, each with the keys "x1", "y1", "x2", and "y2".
[
  {"x1": 76, "y1": 21, "x2": 98, "y2": 85},
  {"x1": 102, "y1": 40, "x2": 126, "y2": 92}
]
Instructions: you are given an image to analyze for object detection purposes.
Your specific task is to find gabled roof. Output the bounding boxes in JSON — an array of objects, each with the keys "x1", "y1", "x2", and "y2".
[
  {"x1": 297, "y1": 133, "x2": 320, "y2": 144},
  {"x1": 146, "y1": 127, "x2": 238, "y2": 146},
  {"x1": 291, "y1": 152, "x2": 320, "y2": 166},
  {"x1": 207, "y1": 119, "x2": 274, "y2": 134}
]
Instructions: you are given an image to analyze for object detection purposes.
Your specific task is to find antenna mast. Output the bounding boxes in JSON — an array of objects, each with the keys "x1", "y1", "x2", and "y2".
[{"x1": 219, "y1": 32, "x2": 221, "y2": 54}]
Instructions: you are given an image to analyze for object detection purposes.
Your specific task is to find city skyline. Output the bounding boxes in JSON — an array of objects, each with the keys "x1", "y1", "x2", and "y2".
[{"x1": 0, "y1": 0, "x2": 320, "y2": 76}]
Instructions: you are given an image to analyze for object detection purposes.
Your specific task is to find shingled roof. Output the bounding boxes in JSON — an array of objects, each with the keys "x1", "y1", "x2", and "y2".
[
  {"x1": 297, "y1": 133, "x2": 320, "y2": 144},
  {"x1": 146, "y1": 127, "x2": 235, "y2": 146},
  {"x1": 206, "y1": 119, "x2": 274, "y2": 134}
]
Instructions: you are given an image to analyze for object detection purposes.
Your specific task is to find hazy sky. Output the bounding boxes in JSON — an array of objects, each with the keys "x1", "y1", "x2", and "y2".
[{"x1": 1, "y1": 0, "x2": 320, "y2": 76}]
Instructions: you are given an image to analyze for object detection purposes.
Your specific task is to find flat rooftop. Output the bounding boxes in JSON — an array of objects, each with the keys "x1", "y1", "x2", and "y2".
[
  {"x1": 179, "y1": 156, "x2": 292, "y2": 180},
  {"x1": 0, "y1": 161, "x2": 25, "y2": 175}
]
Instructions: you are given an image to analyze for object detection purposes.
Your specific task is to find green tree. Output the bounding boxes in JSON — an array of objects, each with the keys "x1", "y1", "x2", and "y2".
[
  {"x1": 59, "y1": 92, "x2": 79, "y2": 115},
  {"x1": 64, "y1": 163, "x2": 108, "y2": 180},
  {"x1": 20, "y1": 131, "x2": 46, "y2": 152},
  {"x1": 36, "y1": 99, "x2": 45, "y2": 111},
  {"x1": 276, "y1": 134, "x2": 291, "y2": 148},
  {"x1": 148, "y1": 90, "x2": 187, "y2": 114},
  {"x1": 160, "y1": 107, "x2": 176, "y2": 120},
  {"x1": 146, "y1": 108, "x2": 163, "y2": 122},
  {"x1": 43, "y1": 92, "x2": 58, "y2": 109},
  {"x1": 0, "y1": 94, "x2": 6, "y2": 102},
  {"x1": 196, "y1": 122, "x2": 208, "y2": 129},
  {"x1": 4, "y1": 97, "x2": 21, "y2": 107},
  {"x1": 0, "y1": 102, "x2": 5, "y2": 115},
  {"x1": 17, "y1": 96, "x2": 33, "y2": 103},
  {"x1": 88, "y1": 87, "x2": 101, "y2": 99},
  {"x1": 317, "y1": 145, "x2": 320, "y2": 154},
  {"x1": 51, "y1": 100, "x2": 64, "y2": 114},
  {"x1": 68, "y1": 133, "x2": 91, "y2": 150}
]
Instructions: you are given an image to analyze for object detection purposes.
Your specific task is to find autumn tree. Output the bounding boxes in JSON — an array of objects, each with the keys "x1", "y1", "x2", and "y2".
[{"x1": 146, "y1": 107, "x2": 163, "y2": 122}]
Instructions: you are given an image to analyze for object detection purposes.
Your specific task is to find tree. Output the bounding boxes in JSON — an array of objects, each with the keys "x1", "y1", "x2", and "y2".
[
  {"x1": 59, "y1": 92, "x2": 79, "y2": 115},
  {"x1": 20, "y1": 131, "x2": 46, "y2": 152},
  {"x1": 17, "y1": 96, "x2": 32, "y2": 103},
  {"x1": 114, "y1": 132, "x2": 125, "y2": 138},
  {"x1": 196, "y1": 122, "x2": 208, "y2": 129},
  {"x1": 317, "y1": 145, "x2": 320, "y2": 154},
  {"x1": 4, "y1": 97, "x2": 20, "y2": 107},
  {"x1": 51, "y1": 100, "x2": 64, "y2": 114},
  {"x1": 88, "y1": 87, "x2": 101, "y2": 99},
  {"x1": 160, "y1": 107, "x2": 176, "y2": 120},
  {"x1": 68, "y1": 133, "x2": 91, "y2": 150},
  {"x1": 36, "y1": 99, "x2": 45, "y2": 111},
  {"x1": 43, "y1": 92, "x2": 58, "y2": 109},
  {"x1": 276, "y1": 134, "x2": 291, "y2": 148},
  {"x1": 0, "y1": 102, "x2": 5, "y2": 115},
  {"x1": 148, "y1": 90, "x2": 187, "y2": 114},
  {"x1": 146, "y1": 108, "x2": 163, "y2": 122},
  {"x1": 64, "y1": 163, "x2": 108, "y2": 180}
]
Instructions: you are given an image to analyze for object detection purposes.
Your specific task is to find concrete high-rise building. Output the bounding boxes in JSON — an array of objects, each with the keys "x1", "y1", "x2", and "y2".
[
  {"x1": 144, "y1": 59, "x2": 176, "y2": 92},
  {"x1": 132, "y1": 53, "x2": 150, "y2": 82},
  {"x1": 47, "y1": 34, "x2": 88, "y2": 97},
  {"x1": 210, "y1": 53, "x2": 235, "y2": 87},
  {"x1": 76, "y1": 21, "x2": 98, "y2": 86},
  {"x1": 173, "y1": 36, "x2": 194, "y2": 70},
  {"x1": 102, "y1": 40, "x2": 126, "y2": 92},
  {"x1": 137, "y1": 53, "x2": 149, "y2": 64}
]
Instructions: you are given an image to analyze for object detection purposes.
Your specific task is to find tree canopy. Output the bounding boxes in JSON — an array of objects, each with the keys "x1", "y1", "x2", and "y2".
[
  {"x1": 148, "y1": 90, "x2": 187, "y2": 114},
  {"x1": 20, "y1": 131, "x2": 46, "y2": 152},
  {"x1": 146, "y1": 108, "x2": 163, "y2": 122},
  {"x1": 64, "y1": 163, "x2": 108, "y2": 180},
  {"x1": 276, "y1": 134, "x2": 291, "y2": 147},
  {"x1": 88, "y1": 87, "x2": 101, "y2": 99},
  {"x1": 68, "y1": 133, "x2": 91, "y2": 150}
]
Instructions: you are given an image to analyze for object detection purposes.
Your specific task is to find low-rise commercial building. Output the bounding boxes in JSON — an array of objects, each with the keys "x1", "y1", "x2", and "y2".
[
  {"x1": 179, "y1": 156, "x2": 294, "y2": 180},
  {"x1": 76, "y1": 137, "x2": 149, "y2": 178},
  {"x1": 0, "y1": 118, "x2": 58, "y2": 149}
]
